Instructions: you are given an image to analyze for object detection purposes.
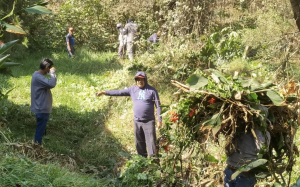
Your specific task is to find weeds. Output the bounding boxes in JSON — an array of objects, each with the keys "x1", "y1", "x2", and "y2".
[{"x1": 0, "y1": 153, "x2": 111, "y2": 187}]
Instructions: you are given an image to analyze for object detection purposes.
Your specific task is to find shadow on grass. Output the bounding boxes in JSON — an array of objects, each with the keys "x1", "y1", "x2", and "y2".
[{"x1": 0, "y1": 49, "x2": 136, "y2": 178}]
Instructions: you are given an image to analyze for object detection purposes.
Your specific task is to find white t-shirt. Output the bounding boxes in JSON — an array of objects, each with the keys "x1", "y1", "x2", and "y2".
[{"x1": 118, "y1": 29, "x2": 127, "y2": 46}]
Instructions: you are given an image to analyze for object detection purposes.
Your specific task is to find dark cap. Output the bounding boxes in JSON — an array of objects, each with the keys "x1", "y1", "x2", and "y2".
[
  {"x1": 135, "y1": 75, "x2": 145, "y2": 79},
  {"x1": 128, "y1": 18, "x2": 134, "y2": 23}
]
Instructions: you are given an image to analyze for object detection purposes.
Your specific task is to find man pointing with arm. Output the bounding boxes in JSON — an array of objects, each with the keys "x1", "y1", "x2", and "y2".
[{"x1": 96, "y1": 71, "x2": 162, "y2": 157}]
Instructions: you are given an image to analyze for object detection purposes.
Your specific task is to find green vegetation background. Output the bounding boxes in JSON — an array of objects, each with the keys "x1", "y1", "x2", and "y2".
[{"x1": 1, "y1": 0, "x2": 300, "y2": 186}]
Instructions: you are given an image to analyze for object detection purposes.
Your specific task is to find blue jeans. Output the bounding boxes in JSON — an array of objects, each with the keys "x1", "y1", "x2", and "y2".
[
  {"x1": 34, "y1": 113, "x2": 50, "y2": 145},
  {"x1": 224, "y1": 167, "x2": 256, "y2": 187},
  {"x1": 67, "y1": 46, "x2": 75, "y2": 57}
]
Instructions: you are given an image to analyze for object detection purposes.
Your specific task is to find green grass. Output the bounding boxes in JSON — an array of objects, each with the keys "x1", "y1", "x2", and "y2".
[
  {"x1": 0, "y1": 48, "x2": 174, "y2": 183},
  {"x1": 1, "y1": 47, "x2": 300, "y2": 186},
  {"x1": 0, "y1": 151, "x2": 111, "y2": 187},
  {"x1": 0, "y1": 49, "x2": 139, "y2": 169}
]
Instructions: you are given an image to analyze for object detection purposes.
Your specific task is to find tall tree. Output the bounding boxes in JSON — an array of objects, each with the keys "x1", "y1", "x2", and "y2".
[{"x1": 290, "y1": 0, "x2": 300, "y2": 31}]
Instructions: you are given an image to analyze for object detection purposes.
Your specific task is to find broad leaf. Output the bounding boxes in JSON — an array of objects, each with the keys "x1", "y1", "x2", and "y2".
[
  {"x1": 231, "y1": 159, "x2": 268, "y2": 180},
  {"x1": 261, "y1": 81, "x2": 275, "y2": 89},
  {"x1": 1, "y1": 1, "x2": 15, "y2": 20},
  {"x1": 248, "y1": 93, "x2": 258, "y2": 102},
  {"x1": 255, "y1": 172, "x2": 269, "y2": 179},
  {"x1": 0, "y1": 62, "x2": 21, "y2": 69},
  {"x1": 240, "y1": 78, "x2": 251, "y2": 88},
  {"x1": 25, "y1": 5, "x2": 52, "y2": 14},
  {"x1": 0, "y1": 40, "x2": 19, "y2": 55},
  {"x1": 250, "y1": 79, "x2": 262, "y2": 91},
  {"x1": 204, "y1": 154, "x2": 219, "y2": 163},
  {"x1": 266, "y1": 90, "x2": 284, "y2": 106},
  {"x1": 0, "y1": 54, "x2": 10, "y2": 68},
  {"x1": 3, "y1": 23, "x2": 25, "y2": 34},
  {"x1": 241, "y1": 78, "x2": 262, "y2": 91},
  {"x1": 186, "y1": 74, "x2": 208, "y2": 89},
  {"x1": 203, "y1": 111, "x2": 222, "y2": 127},
  {"x1": 207, "y1": 69, "x2": 228, "y2": 83}
]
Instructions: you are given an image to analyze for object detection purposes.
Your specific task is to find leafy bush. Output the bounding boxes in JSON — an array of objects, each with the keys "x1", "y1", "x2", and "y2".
[
  {"x1": 200, "y1": 27, "x2": 244, "y2": 66},
  {"x1": 116, "y1": 155, "x2": 161, "y2": 187},
  {"x1": 0, "y1": 40, "x2": 20, "y2": 123}
]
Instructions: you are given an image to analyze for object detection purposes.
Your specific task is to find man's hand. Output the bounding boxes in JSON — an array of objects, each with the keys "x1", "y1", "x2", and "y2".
[
  {"x1": 95, "y1": 91, "x2": 106, "y2": 97},
  {"x1": 157, "y1": 121, "x2": 162, "y2": 128}
]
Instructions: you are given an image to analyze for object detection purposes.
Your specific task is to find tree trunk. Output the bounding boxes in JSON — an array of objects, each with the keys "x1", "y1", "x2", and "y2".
[{"x1": 290, "y1": 0, "x2": 300, "y2": 31}]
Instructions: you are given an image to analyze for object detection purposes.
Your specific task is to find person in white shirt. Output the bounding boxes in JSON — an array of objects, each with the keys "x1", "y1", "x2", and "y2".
[{"x1": 116, "y1": 23, "x2": 127, "y2": 58}]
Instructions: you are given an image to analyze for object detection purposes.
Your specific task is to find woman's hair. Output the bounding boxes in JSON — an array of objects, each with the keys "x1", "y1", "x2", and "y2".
[{"x1": 40, "y1": 58, "x2": 53, "y2": 70}]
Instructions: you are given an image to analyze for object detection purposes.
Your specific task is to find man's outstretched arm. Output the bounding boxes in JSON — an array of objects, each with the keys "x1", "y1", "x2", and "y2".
[{"x1": 96, "y1": 88, "x2": 131, "y2": 97}]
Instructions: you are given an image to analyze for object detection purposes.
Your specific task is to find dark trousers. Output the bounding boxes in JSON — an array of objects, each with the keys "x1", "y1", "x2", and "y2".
[
  {"x1": 134, "y1": 120, "x2": 156, "y2": 157},
  {"x1": 224, "y1": 167, "x2": 256, "y2": 187},
  {"x1": 34, "y1": 113, "x2": 50, "y2": 145}
]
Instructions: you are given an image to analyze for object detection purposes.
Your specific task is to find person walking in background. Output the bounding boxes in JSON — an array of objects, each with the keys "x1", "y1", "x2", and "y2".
[
  {"x1": 148, "y1": 31, "x2": 161, "y2": 43},
  {"x1": 116, "y1": 23, "x2": 127, "y2": 58},
  {"x1": 31, "y1": 59, "x2": 57, "y2": 145},
  {"x1": 66, "y1": 27, "x2": 75, "y2": 57},
  {"x1": 95, "y1": 71, "x2": 162, "y2": 157},
  {"x1": 122, "y1": 18, "x2": 138, "y2": 61}
]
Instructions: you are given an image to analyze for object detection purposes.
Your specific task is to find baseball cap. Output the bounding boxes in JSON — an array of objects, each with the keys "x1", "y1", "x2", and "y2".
[{"x1": 135, "y1": 75, "x2": 145, "y2": 79}]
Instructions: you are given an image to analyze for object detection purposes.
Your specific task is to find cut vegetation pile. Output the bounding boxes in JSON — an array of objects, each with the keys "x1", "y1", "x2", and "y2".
[{"x1": 153, "y1": 69, "x2": 299, "y2": 186}]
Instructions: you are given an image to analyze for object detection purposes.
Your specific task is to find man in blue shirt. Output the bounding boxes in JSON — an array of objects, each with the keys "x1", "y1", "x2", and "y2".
[
  {"x1": 66, "y1": 27, "x2": 75, "y2": 57},
  {"x1": 95, "y1": 71, "x2": 162, "y2": 157}
]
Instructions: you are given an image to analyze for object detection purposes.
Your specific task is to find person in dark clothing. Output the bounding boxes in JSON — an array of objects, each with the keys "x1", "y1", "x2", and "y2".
[
  {"x1": 66, "y1": 27, "x2": 75, "y2": 57},
  {"x1": 95, "y1": 71, "x2": 162, "y2": 157},
  {"x1": 224, "y1": 105, "x2": 270, "y2": 187},
  {"x1": 122, "y1": 18, "x2": 138, "y2": 61}
]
